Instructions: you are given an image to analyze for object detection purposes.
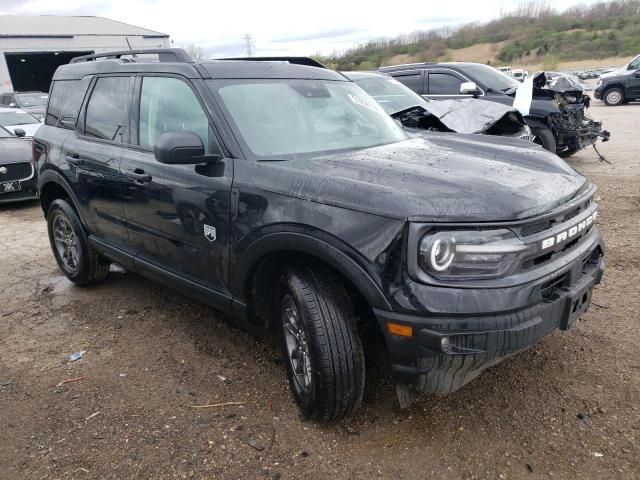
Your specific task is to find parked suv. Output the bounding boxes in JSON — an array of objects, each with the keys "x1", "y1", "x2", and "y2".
[
  {"x1": 378, "y1": 62, "x2": 609, "y2": 156},
  {"x1": 594, "y1": 54, "x2": 640, "y2": 105},
  {"x1": 35, "y1": 49, "x2": 604, "y2": 422}
]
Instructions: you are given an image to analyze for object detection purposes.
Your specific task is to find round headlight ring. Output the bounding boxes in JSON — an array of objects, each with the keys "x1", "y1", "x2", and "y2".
[{"x1": 430, "y1": 238, "x2": 455, "y2": 272}]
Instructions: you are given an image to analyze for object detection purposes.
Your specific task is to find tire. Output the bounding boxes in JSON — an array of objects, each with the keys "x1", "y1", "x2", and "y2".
[
  {"x1": 603, "y1": 87, "x2": 624, "y2": 106},
  {"x1": 278, "y1": 263, "x2": 365, "y2": 422},
  {"x1": 46, "y1": 199, "x2": 110, "y2": 286},
  {"x1": 558, "y1": 146, "x2": 581, "y2": 158},
  {"x1": 532, "y1": 126, "x2": 557, "y2": 153}
]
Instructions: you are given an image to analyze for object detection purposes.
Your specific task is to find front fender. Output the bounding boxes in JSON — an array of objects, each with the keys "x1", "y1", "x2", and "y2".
[{"x1": 231, "y1": 229, "x2": 393, "y2": 311}]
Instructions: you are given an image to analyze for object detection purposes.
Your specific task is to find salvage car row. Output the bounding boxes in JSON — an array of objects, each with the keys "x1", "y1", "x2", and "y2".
[{"x1": 26, "y1": 48, "x2": 607, "y2": 422}]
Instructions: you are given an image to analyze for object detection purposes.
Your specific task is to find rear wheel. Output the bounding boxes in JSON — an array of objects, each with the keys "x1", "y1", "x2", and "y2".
[
  {"x1": 532, "y1": 126, "x2": 557, "y2": 153},
  {"x1": 46, "y1": 199, "x2": 110, "y2": 286},
  {"x1": 278, "y1": 263, "x2": 365, "y2": 422},
  {"x1": 603, "y1": 88, "x2": 624, "y2": 106}
]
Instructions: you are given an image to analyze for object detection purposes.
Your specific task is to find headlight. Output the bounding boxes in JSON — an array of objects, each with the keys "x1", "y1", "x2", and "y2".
[
  {"x1": 596, "y1": 80, "x2": 603, "y2": 87},
  {"x1": 418, "y1": 229, "x2": 535, "y2": 280}
]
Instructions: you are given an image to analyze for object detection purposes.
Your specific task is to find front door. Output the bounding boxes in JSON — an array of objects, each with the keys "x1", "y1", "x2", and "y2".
[{"x1": 121, "y1": 75, "x2": 233, "y2": 292}]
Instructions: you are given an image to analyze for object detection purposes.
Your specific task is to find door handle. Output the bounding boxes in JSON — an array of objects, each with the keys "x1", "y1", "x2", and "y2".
[
  {"x1": 65, "y1": 152, "x2": 84, "y2": 166},
  {"x1": 126, "y1": 168, "x2": 152, "y2": 183}
]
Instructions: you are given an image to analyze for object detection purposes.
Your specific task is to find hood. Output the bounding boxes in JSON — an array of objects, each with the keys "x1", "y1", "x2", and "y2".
[
  {"x1": 4, "y1": 122, "x2": 41, "y2": 137},
  {"x1": 0, "y1": 137, "x2": 32, "y2": 165},
  {"x1": 419, "y1": 98, "x2": 523, "y2": 134},
  {"x1": 600, "y1": 68, "x2": 628, "y2": 79},
  {"x1": 249, "y1": 136, "x2": 586, "y2": 222}
]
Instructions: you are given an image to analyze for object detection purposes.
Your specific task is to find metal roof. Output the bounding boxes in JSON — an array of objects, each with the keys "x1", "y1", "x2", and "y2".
[{"x1": 0, "y1": 15, "x2": 168, "y2": 37}]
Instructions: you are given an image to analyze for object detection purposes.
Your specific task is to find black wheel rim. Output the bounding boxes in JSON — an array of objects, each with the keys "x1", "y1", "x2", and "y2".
[
  {"x1": 281, "y1": 294, "x2": 312, "y2": 391},
  {"x1": 53, "y1": 214, "x2": 80, "y2": 274}
]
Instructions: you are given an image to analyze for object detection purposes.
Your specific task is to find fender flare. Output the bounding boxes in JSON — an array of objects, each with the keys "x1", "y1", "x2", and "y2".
[
  {"x1": 231, "y1": 231, "x2": 393, "y2": 311},
  {"x1": 38, "y1": 169, "x2": 89, "y2": 229}
]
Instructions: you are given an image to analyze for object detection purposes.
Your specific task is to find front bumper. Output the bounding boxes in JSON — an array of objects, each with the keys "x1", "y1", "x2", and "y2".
[
  {"x1": 374, "y1": 244, "x2": 604, "y2": 395},
  {"x1": 0, "y1": 176, "x2": 38, "y2": 204}
]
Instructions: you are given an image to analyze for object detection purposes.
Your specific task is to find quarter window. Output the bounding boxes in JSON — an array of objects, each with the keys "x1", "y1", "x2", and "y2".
[
  {"x1": 138, "y1": 77, "x2": 210, "y2": 151},
  {"x1": 85, "y1": 76, "x2": 130, "y2": 142},
  {"x1": 46, "y1": 78, "x2": 91, "y2": 129},
  {"x1": 429, "y1": 73, "x2": 464, "y2": 95}
]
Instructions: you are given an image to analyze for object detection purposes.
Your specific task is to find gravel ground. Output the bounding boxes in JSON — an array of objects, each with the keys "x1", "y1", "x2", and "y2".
[{"x1": 1, "y1": 101, "x2": 638, "y2": 480}]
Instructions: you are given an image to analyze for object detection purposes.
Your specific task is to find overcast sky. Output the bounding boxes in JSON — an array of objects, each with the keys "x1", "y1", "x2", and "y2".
[{"x1": 0, "y1": 0, "x2": 600, "y2": 57}]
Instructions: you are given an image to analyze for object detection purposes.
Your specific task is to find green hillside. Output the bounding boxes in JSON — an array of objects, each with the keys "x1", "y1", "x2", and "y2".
[{"x1": 317, "y1": 1, "x2": 640, "y2": 71}]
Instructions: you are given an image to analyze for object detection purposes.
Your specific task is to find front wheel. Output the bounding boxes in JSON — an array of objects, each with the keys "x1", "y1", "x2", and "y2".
[
  {"x1": 47, "y1": 199, "x2": 110, "y2": 286},
  {"x1": 603, "y1": 88, "x2": 624, "y2": 106},
  {"x1": 278, "y1": 263, "x2": 365, "y2": 422},
  {"x1": 558, "y1": 146, "x2": 581, "y2": 158},
  {"x1": 532, "y1": 126, "x2": 557, "y2": 153}
]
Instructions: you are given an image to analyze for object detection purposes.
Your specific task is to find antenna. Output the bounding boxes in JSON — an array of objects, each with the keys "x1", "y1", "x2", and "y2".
[
  {"x1": 125, "y1": 37, "x2": 133, "y2": 51},
  {"x1": 243, "y1": 33, "x2": 254, "y2": 57}
]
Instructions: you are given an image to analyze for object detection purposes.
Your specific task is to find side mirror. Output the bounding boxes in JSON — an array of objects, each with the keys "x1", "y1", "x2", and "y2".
[
  {"x1": 14, "y1": 128, "x2": 26, "y2": 138},
  {"x1": 634, "y1": 70, "x2": 640, "y2": 78},
  {"x1": 154, "y1": 131, "x2": 221, "y2": 165},
  {"x1": 460, "y1": 81, "x2": 479, "y2": 96}
]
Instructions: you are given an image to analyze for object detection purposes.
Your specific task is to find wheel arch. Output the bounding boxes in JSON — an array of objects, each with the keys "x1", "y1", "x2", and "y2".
[
  {"x1": 38, "y1": 170, "x2": 86, "y2": 225},
  {"x1": 232, "y1": 231, "x2": 392, "y2": 327}
]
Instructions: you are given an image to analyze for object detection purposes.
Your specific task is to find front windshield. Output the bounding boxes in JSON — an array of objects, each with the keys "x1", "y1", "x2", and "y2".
[
  {"x1": 16, "y1": 93, "x2": 48, "y2": 107},
  {"x1": 0, "y1": 111, "x2": 40, "y2": 126},
  {"x1": 352, "y1": 76, "x2": 427, "y2": 114},
  {"x1": 0, "y1": 127, "x2": 11, "y2": 138},
  {"x1": 463, "y1": 64, "x2": 520, "y2": 92},
  {"x1": 209, "y1": 79, "x2": 407, "y2": 159},
  {"x1": 628, "y1": 55, "x2": 640, "y2": 70}
]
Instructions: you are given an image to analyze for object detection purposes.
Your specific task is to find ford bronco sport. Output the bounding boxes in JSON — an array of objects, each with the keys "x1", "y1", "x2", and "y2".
[{"x1": 35, "y1": 49, "x2": 605, "y2": 422}]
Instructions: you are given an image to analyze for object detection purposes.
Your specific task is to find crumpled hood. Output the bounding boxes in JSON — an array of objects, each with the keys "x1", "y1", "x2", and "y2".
[
  {"x1": 422, "y1": 98, "x2": 523, "y2": 134},
  {"x1": 250, "y1": 135, "x2": 586, "y2": 222},
  {"x1": 0, "y1": 137, "x2": 32, "y2": 165}
]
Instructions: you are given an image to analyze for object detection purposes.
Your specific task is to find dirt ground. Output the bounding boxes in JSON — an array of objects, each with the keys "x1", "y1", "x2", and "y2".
[{"x1": 1, "y1": 100, "x2": 639, "y2": 480}]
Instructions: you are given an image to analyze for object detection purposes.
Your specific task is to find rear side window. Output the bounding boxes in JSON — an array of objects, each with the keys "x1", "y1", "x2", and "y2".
[
  {"x1": 389, "y1": 71, "x2": 424, "y2": 94},
  {"x1": 428, "y1": 73, "x2": 464, "y2": 95},
  {"x1": 84, "y1": 77, "x2": 131, "y2": 142},
  {"x1": 46, "y1": 79, "x2": 91, "y2": 129}
]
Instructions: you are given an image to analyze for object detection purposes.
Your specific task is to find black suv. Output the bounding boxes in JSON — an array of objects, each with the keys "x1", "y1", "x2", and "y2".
[
  {"x1": 35, "y1": 49, "x2": 604, "y2": 422},
  {"x1": 594, "y1": 55, "x2": 640, "y2": 105},
  {"x1": 379, "y1": 62, "x2": 609, "y2": 156}
]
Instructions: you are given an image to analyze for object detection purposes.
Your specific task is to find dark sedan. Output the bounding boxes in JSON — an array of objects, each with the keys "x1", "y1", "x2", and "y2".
[{"x1": 0, "y1": 127, "x2": 38, "y2": 204}]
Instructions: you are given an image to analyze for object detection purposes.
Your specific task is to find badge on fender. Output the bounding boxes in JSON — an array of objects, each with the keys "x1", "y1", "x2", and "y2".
[{"x1": 204, "y1": 224, "x2": 216, "y2": 242}]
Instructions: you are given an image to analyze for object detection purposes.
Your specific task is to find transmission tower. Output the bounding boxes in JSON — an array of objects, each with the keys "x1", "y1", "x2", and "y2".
[{"x1": 243, "y1": 34, "x2": 254, "y2": 57}]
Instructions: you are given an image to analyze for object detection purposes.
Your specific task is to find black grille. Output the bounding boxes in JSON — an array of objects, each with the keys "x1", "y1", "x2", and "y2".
[
  {"x1": 0, "y1": 162, "x2": 32, "y2": 182},
  {"x1": 521, "y1": 220, "x2": 552, "y2": 237}
]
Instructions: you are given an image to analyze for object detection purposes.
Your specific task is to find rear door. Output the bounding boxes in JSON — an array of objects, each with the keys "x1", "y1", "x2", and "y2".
[
  {"x1": 121, "y1": 75, "x2": 233, "y2": 292},
  {"x1": 386, "y1": 70, "x2": 425, "y2": 95},
  {"x1": 60, "y1": 75, "x2": 133, "y2": 248}
]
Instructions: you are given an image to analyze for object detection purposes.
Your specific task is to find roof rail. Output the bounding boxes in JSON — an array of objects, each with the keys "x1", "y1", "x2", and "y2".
[
  {"x1": 219, "y1": 56, "x2": 326, "y2": 69},
  {"x1": 70, "y1": 48, "x2": 192, "y2": 64}
]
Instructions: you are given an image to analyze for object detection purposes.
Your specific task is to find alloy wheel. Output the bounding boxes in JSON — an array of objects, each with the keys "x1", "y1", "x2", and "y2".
[
  {"x1": 281, "y1": 294, "x2": 312, "y2": 391},
  {"x1": 52, "y1": 214, "x2": 80, "y2": 274}
]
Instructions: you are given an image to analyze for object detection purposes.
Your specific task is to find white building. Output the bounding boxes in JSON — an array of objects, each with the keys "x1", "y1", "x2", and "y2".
[{"x1": 0, "y1": 15, "x2": 170, "y2": 93}]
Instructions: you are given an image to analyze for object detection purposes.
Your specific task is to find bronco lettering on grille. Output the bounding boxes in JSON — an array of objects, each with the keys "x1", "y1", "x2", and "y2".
[{"x1": 541, "y1": 211, "x2": 597, "y2": 250}]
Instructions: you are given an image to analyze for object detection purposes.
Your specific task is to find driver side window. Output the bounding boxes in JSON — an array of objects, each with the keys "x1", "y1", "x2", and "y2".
[{"x1": 138, "y1": 76, "x2": 214, "y2": 153}]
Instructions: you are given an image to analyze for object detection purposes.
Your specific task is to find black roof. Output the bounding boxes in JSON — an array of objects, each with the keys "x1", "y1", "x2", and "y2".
[{"x1": 54, "y1": 48, "x2": 346, "y2": 82}]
